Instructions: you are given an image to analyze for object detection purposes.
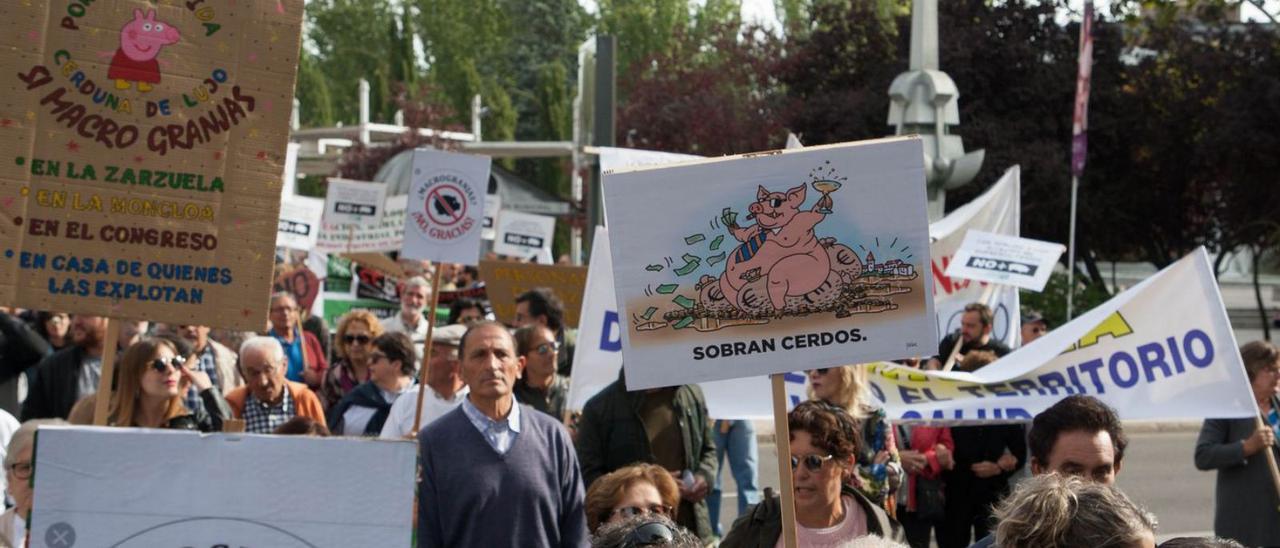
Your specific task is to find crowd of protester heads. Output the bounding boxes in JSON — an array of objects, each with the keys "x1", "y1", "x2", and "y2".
[{"x1": 0, "y1": 294, "x2": 1274, "y2": 548}]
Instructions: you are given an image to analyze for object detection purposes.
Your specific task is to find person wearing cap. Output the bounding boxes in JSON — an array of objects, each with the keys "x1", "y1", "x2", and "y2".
[
  {"x1": 379, "y1": 323, "x2": 469, "y2": 438},
  {"x1": 1019, "y1": 312, "x2": 1049, "y2": 347}
]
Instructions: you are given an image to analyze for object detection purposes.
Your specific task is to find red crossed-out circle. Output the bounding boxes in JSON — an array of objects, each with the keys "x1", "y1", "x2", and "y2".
[{"x1": 424, "y1": 183, "x2": 468, "y2": 227}]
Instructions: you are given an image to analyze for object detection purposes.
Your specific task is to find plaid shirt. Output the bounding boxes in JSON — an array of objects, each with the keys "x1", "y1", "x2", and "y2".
[
  {"x1": 183, "y1": 345, "x2": 221, "y2": 413},
  {"x1": 242, "y1": 384, "x2": 296, "y2": 434}
]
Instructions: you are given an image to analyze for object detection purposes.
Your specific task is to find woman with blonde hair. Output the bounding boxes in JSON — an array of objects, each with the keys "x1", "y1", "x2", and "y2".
[
  {"x1": 808, "y1": 365, "x2": 902, "y2": 509},
  {"x1": 585, "y1": 463, "x2": 682, "y2": 534},
  {"x1": 993, "y1": 473, "x2": 1156, "y2": 548},
  {"x1": 320, "y1": 310, "x2": 384, "y2": 409},
  {"x1": 108, "y1": 336, "x2": 230, "y2": 431}
]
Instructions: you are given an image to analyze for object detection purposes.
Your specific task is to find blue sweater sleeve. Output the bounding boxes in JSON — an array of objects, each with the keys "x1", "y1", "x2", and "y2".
[
  {"x1": 418, "y1": 436, "x2": 444, "y2": 548},
  {"x1": 557, "y1": 425, "x2": 590, "y2": 547}
]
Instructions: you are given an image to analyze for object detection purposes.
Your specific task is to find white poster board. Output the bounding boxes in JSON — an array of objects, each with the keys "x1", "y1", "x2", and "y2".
[
  {"x1": 946, "y1": 231, "x2": 1065, "y2": 292},
  {"x1": 872, "y1": 248, "x2": 1258, "y2": 422},
  {"x1": 324, "y1": 178, "x2": 388, "y2": 228},
  {"x1": 483, "y1": 194, "x2": 502, "y2": 241},
  {"x1": 276, "y1": 195, "x2": 325, "y2": 251},
  {"x1": 30, "y1": 426, "x2": 416, "y2": 547},
  {"x1": 930, "y1": 167, "x2": 1022, "y2": 348},
  {"x1": 603, "y1": 137, "x2": 937, "y2": 390},
  {"x1": 494, "y1": 210, "x2": 556, "y2": 260},
  {"x1": 401, "y1": 149, "x2": 491, "y2": 266},
  {"x1": 567, "y1": 227, "x2": 808, "y2": 418},
  {"x1": 317, "y1": 195, "x2": 407, "y2": 254}
]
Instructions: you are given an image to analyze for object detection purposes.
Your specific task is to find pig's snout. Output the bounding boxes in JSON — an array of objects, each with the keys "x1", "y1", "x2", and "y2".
[{"x1": 748, "y1": 202, "x2": 763, "y2": 214}]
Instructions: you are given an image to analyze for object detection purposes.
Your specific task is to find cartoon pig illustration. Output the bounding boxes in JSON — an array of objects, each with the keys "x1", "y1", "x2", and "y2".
[
  {"x1": 108, "y1": 9, "x2": 181, "y2": 93},
  {"x1": 719, "y1": 184, "x2": 833, "y2": 313}
]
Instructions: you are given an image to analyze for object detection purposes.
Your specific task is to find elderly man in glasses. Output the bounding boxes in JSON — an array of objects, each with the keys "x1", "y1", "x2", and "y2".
[
  {"x1": 225, "y1": 337, "x2": 327, "y2": 434},
  {"x1": 512, "y1": 324, "x2": 570, "y2": 421}
]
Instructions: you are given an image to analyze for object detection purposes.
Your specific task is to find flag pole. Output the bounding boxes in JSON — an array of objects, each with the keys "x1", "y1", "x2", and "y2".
[{"x1": 1066, "y1": 175, "x2": 1078, "y2": 321}]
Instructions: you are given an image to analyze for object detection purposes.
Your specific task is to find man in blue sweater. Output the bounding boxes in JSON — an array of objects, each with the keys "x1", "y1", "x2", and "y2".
[{"x1": 417, "y1": 321, "x2": 588, "y2": 547}]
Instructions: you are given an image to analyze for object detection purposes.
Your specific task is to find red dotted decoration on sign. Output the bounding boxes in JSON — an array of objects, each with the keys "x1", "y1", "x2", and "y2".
[
  {"x1": 133, "y1": 155, "x2": 145, "y2": 164},
  {"x1": 65, "y1": 140, "x2": 79, "y2": 152},
  {"x1": 0, "y1": 120, "x2": 13, "y2": 128},
  {"x1": 213, "y1": 151, "x2": 223, "y2": 161},
  {"x1": 256, "y1": 151, "x2": 268, "y2": 161},
  {"x1": 242, "y1": 308, "x2": 252, "y2": 317}
]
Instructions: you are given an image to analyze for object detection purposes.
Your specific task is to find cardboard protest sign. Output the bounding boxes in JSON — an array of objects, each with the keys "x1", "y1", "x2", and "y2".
[
  {"x1": 871, "y1": 248, "x2": 1257, "y2": 422},
  {"x1": 273, "y1": 265, "x2": 320, "y2": 311},
  {"x1": 603, "y1": 138, "x2": 937, "y2": 390},
  {"x1": 316, "y1": 194, "x2": 406, "y2": 254},
  {"x1": 567, "y1": 227, "x2": 808, "y2": 418},
  {"x1": 400, "y1": 148, "x2": 490, "y2": 266},
  {"x1": 494, "y1": 210, "x2": 556, "y2": 260},
  {"x1": 480, "y1": 259, "x2": 586, "y2": 329},
  {"x1": 437, "y1": 284, "x2": 487, "y2": 306},
  {"x1": 0, "y1": 1, "x2": 304, "y2": 330},
  {"x1": 946, "y1": 230, "x2": 1065, "y2": 292},
  {"x1": 276, "y1": 194, "x2": 324, "y2": 251},
  {"x1": 482, "y1": 193, "x2": 501, "y2": 241},
  {"x1": 31, "y1": 426, "x2": 415, "y2": 547},
  {"x1": 323, "y1": 178, "x2": 387, "y2": 227},
  {"x1": 930, "y1": 167, "x2": 1021, "y2": 348}
]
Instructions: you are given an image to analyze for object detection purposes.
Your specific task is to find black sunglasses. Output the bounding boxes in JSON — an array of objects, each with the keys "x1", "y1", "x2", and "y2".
[
  {"x1": 150, "y1": 356, "x2": 185, "y2": 373},
  {"x1": 623, "y1": 521, "x2": 677, "y2": 547},
  {"x1": 344, "y1": 334, "x2": 372, "y2": 345},
  {"x1": 810, "y1": 368, "x2": 830, "y2": 375},
  {"x1": 610, "y1": 504, "x2": 673, "y2": 520},
  {"x1": 790, "y1": 453, "x2": 835, "y2": 472},
  {"x1": 535, "y1": 341, "x2": 560, "y2": 355}
]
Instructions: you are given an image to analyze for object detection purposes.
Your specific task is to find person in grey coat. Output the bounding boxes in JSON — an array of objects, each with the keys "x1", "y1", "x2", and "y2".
[{"x1": 1194, "y1": 340, "x2": 1280, "y2": 548}]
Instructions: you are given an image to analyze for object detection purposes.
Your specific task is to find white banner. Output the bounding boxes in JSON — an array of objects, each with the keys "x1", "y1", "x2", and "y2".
[
  {"x1": 482, "y1": 194, "x2": 502, "y2": 241},
  {"x1": 872, "y1": 248, "x2": 1258, "y2": 422},
  {"x1": 596, "y1": 147, "x2": 700, "y2": 173},
  {"x1": 401, "y1": 149, "x2": 491, "y2": 266},
  {"x1": 32, "y1": 426, "x2": 416, "y2": 547},
  {"x1": 316, "y1": 195, "x2": 407, "y2": 254},
  {"x1": 276, "y1": 195, "x2": 325, "y2": 251},
  {"x1": 604, "y1": 138, "x2": 937, "y2": 391},
  {"x1": 567, "y1": 227, "x2": 808, "y2": 419},
  {"x1": 947, "y1": 230, "x2": 1065, "y2": 292},
  {"x1": 929, "y1": 166, "x2": 1022, "y2": 349},
  {"x1": 324, "y1": 178, "x2": 388, "y2": 228},
  {"x1": 494, "y1": 210, "x2": 556, "y2": 260}
]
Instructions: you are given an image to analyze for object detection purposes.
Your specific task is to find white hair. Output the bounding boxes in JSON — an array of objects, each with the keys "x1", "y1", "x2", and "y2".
[
  {"x1": 239, "y1": 336, "x2": 286, "y2": 366},
  {"x1": 403, "y1": 276, "x2": 431, "y2": 292},
  {"x1": 6, "y1": 419, "x2": 69, "y2": 468}
]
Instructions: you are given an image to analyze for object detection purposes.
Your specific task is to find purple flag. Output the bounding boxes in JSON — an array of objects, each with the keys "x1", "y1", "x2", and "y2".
[{"x1": 1071, "y1": 2, "x2": 1094, "y2": 178}]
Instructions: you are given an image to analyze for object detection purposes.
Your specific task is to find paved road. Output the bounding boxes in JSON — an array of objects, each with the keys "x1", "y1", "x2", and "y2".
[{"x1": 715, "y1": 430, "x2": 1216, "y2": 543}]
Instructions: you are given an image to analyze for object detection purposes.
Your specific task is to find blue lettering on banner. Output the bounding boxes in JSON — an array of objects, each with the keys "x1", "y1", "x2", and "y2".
[
  {"x1": 1184, "y1": 329, "x2": 1213, "y2": 368},
  {"x1": 600, "y1": 311, "x2": 622, "y2": 352}
]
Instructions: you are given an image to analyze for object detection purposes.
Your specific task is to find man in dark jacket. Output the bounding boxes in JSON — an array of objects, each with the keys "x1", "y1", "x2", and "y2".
[
  {"x1": 22, "y1": 315, "x2": 109, "y2": 420},
  {"x1": 576, "y1": 369, "x2": 718, "y2": 542}
]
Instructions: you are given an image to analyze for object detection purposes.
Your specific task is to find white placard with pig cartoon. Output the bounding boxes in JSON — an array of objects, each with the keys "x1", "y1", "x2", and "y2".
[{"x1": 603, "y1": 137, "x2": 938, "y2": 390}]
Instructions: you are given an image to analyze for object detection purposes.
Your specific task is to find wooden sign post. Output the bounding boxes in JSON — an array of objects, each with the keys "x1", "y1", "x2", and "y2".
[
  {"x1": 771, "y1": 374, "x2": 798, "y2": 548},
  {"x1": 411, "y1": 266, "x2": 445, "y2": 435},
  {"x1": 90, "y1": 320, "x2": 122, "y2": 426}
]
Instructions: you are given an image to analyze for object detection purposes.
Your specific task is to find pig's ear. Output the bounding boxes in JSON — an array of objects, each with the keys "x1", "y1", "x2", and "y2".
[
  {"x1": 134, "y1": 8, "x2": 145, "y2": 20},
  {"x1": 786, "y1": 184, "x2": 806, "y2": 206},
  {"x1": 757, "y1": 186, "x2": 769, "y2": 200},
  {"x1": 147, "y1": 10, "x2": 156, "y2": 21}
]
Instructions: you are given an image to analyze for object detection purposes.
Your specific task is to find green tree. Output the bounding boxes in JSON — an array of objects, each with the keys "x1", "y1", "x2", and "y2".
[{"x1": 305, "y1": 0, "x2": 404, "y2": 124}]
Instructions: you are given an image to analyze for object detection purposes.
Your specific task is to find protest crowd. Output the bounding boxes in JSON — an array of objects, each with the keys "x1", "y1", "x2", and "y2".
[{"x1": 0, "y1": 279, "x2": 1275, "y2": 547}]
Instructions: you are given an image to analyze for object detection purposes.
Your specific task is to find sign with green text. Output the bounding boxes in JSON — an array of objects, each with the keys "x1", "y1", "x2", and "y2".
[{"x1": 0, "y1": 1, "x2": 304, "y2": 330}]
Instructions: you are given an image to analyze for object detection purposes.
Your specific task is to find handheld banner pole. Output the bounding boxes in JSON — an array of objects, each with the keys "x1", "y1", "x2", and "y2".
[
  {"x1": 92, "y1": 319, "x2": 122, "y2": 426},
  {"x1": 1066, "y1": 174, "x2": 1079, "y2": 321},
  {"x1": 411, "y1": 266, "x2": 446, "y2": 435},
  {"x1": 943, "y1": 283, "x2": 997, "y2": 371},
  {"x1": 1255, "y1": 414, "x2": 1280, "y2": 514},
  {"x1": 771, "y1": 374, "x2": 798, "y2": 548}
]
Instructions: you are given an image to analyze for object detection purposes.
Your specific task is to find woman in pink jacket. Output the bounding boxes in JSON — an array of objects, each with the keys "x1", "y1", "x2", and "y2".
[{"x1": 896, "y1": 424, "x2": 955, "y2": 548}]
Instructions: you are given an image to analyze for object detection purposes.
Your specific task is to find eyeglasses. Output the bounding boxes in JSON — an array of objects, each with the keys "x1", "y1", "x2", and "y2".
[
  {"x1": 344, "y1": 334, "x2": 372, "y2": 345},
  {"x1": 269, "y1": 306, "x2": 296, "y2": 314},
  {"x1": 791, "y1": 453, "x2": 835, "y2": 472},
  {"x1": 369, "y1": 352, "x2": 388, "y2": 363},
  {"x1": 150, "y1": 356, "x2": 185, "y2": 373},
  {"x1": 536, "y1": 341, "x2": 560, "y2": 355},
  {"x1": 610, "y1": 504, "x2": 673, "y2": 520},
  {"x1": 7, "y1": 462, "x2": 32, "y2": 480},
  {"x1": 623, "y1": 521, "x2": 677, "y2": 547},
  {"x1": 810, "y1": 368, "x2": 830, "y2": 375}
]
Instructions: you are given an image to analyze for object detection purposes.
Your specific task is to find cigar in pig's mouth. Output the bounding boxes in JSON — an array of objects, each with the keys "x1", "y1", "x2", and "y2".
[{"x1": 745, "y1": 213, "x2": 755, "y2": 220}]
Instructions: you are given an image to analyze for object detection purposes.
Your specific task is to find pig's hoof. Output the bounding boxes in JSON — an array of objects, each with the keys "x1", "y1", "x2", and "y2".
[{"x1": 739, "y1": 268, "x2": 761, "y2": 282}]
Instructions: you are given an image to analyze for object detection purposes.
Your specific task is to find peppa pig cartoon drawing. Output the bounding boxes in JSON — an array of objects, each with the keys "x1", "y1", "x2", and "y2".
[
  {"x1": 719, "y1": 184, "x2": 835, "y2": 313},
  {"x1": 108, "y1": 9, "x2": 181, "y2": 93}
]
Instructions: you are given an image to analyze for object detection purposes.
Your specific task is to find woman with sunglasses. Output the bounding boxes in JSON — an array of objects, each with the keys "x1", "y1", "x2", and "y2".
[
  {"x1": 585, "y1": 463, "x2": 683, "y2": 535},
  {"x1": 326, "y1": 332, "x2": 417, "y2": 436},
  {"x1": 722, "y1": 401, "x2": 904, "y2": 547},
  {"x1": 106, "y1": 336, "x2": 231, "y2": 431},
  {"x1": 320, "y1": 310, "x2": 385, "y2": 410},
  {"x1": 808, "y1": 365, "x2": 903, "y2": 509},
  {"x1": 1, "y1": 418, "x2": 66, "y2": 548}
]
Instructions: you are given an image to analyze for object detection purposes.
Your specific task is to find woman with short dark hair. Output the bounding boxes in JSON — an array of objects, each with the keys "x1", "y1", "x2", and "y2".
[
  {"x1": 721, "y1": 401, "x2": 904, "y2": 547},
  {"x1": 327, "y1": 332, "x2": 416, "y2": 436}
]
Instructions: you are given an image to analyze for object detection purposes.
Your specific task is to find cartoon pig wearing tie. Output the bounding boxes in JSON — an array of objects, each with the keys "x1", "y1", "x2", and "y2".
[
  {"x1": 108, "y1": 9, "x2": 181, "y2": 93},
  {"x1": 720, "y1": 184, "x2": 833, "y2": 313}
]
